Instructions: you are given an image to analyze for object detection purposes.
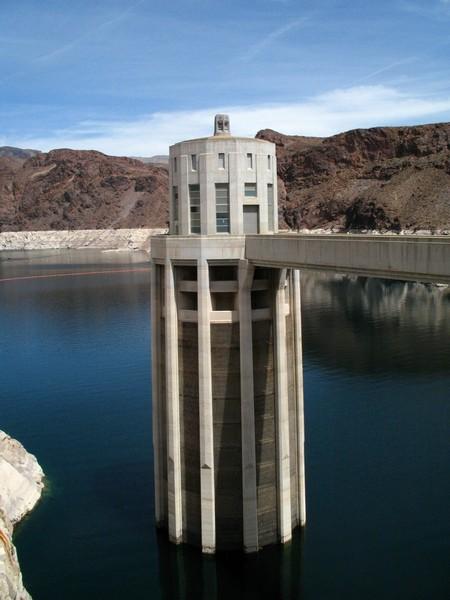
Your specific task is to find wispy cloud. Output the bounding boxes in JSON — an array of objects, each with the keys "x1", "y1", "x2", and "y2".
[
  {"x1": 240, "y1": 18, "x2": 307, "y2": 62},
  {"x1": 6, "y1": 85, "x2": 450, "y2": 156},
  {"x1": 33, "y1": 0, "x2": 147, "y2": 64},
  {"x1": 0, "y1": 0, "x2": 148, "y2": 88},
  {"x1": 354, "y1": 57, "x2": 418, "y2": 83}
]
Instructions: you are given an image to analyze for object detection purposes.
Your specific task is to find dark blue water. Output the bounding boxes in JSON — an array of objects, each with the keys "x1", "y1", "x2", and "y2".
[{"x1": 1, "y1": 251, "x2": 449, "y2": 600}]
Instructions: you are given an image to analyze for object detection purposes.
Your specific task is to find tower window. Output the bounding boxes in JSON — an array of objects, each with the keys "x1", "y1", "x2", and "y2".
[
  {"x1": 245, "y1": 183, "x2": 257, "y2": 197},
  {"x1": 189, "y1": 184, "x2": 201, "y2": 234},
  {"x1": 267, "y1": 183, "x2": 274, "y2": 231},
  {"x1": 191, "y1": 154, "x2": 197, "y2": 171},
  {"x1": 218, "y1": 153, "x2": 225, "y2": 169},
  {"x1": 268, "y1": 155, "x2": 271, "y2": 170},
  {"x1": 247, "y1": 153, "x2": 253, "y2": 169},
  {"x1": 172, "y1": 186, "x2": 178, "y2": 233},
  {"x1": 215, "y1": 183, "x2": 230, "y2": 233},
  {"x1": 173, "y1": 157, "x2": 177, "y2": 173}
]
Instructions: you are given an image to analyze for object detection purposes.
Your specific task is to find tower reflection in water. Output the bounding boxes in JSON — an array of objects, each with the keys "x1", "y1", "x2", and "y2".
[
  {"x1": 156, "y1": 529, "x2": 302, "y2": 600},
  {"x1": 154, "y1": 273, "x2": 450, "y2": 600}
]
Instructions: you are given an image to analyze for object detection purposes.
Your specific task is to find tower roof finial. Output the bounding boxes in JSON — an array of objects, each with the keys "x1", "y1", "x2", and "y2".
[{"x1": 214, "y1": 114, "x2": 230, "y2": 136}]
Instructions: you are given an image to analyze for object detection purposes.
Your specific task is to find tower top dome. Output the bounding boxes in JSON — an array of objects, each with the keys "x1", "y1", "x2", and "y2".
[{"x1": 168, "y1": 114, "x2": 278, "y2": 236}]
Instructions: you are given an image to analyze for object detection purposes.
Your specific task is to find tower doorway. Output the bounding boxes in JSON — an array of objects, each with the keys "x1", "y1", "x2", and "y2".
[{"x1": 243, "y1": 205, "x2": 259, "y2": 234}]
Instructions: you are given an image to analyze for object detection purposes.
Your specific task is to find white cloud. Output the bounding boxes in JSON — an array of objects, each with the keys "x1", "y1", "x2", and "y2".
[{"x1": 7, "y1": 85, "x2": 450, "y2": 156}]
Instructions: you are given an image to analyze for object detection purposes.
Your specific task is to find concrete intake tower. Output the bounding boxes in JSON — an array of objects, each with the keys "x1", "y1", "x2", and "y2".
[{"x1": 150, "y1": 115, "x2": 306, "y2": 553}]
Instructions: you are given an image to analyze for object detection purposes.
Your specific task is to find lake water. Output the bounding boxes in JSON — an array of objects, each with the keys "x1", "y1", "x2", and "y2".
[{"x1": 1, "y1": 250, "x2": 449, "y2": 600}]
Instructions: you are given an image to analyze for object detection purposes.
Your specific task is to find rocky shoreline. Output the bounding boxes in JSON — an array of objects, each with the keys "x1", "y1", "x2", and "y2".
[
  {"x1": 0, "y1": 432, "x2": 45, "y2": 600},
  {"x1": 0, "y1": 228, "x2": 448, "y2": 255},
  {"x1": 0, "y1": 228, "x2": 167, "y2": 253}
]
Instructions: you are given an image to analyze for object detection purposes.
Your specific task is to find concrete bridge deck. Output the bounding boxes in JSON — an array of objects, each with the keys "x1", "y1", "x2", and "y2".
[{"x1": 246, "y1": 234, "x2": 450, "y2": 284}]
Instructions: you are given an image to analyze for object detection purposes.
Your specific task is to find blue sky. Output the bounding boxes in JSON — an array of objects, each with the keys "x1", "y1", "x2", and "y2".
[{"x1": 1, "y1": 0, "x2": 450, "y2": 155}]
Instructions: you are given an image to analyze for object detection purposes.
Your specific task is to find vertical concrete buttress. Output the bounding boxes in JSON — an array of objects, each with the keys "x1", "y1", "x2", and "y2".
[
  {"x1": 197, "y1": 259, "x2": 216, "y2": 552},
  {"x1": 165, "y1": 259, "x2": 183, "y2": 542},
  {"x1": 292, "y1": 270, "x2": 306, "y2": 525},
  {"x1": 238, "y1": 260, "x2": 259, "y2": 552},
  {"x1": 274, "y1": 268, "x2": 292, "y2": 543}
]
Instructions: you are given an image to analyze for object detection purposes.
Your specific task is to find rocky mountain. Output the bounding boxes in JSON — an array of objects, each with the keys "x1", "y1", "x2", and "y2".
[
  {"x1": 0, "y1": 147, "x2": 40, "y2": 159},
  {"x1": 0, "y1": 122, "x2": 449, "y2": 234},
  {"x1": 257, "y1": 122, "x2": 450, "y2": 232},
  {"x1": 0, "y1": 149, "x2": 168, "y2": 232},
  {"x1": 133, "y1": 155, "x2": 169, "y2": 165}
]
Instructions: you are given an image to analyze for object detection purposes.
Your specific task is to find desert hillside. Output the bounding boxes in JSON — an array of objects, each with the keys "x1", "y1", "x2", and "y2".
[
  {"x1": 0, "y1": 149, "x2": 168, "y2": 232},
  {"x1": 257, "y1": 122, "x2": 450, "y2": 232},
  {"x1": 1, "y1": 121, "x2": 449, "y2": 233}
]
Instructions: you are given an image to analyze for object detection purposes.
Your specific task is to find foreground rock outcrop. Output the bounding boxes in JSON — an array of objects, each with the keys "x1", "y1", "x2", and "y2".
[{"x1": 0, "y1": 432, "x2": 44, "y2": 600}]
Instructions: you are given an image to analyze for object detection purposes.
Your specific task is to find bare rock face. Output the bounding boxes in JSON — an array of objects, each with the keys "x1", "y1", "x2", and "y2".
[
  {"x1": 257, "y1": 122, "x2": 450, "y2": 233},
  {"x1": 1, "y1": 121, "x2": 449, "y2": 235},
  {"x1": 0, "y1": 228, "x2": 167, "y2": 252},
  {"x1": 0, "y1": 149, "x2": 169, "y2": 233},
  {"x1": 0, "y1": 431, "x2": 45, "y2": 600}
]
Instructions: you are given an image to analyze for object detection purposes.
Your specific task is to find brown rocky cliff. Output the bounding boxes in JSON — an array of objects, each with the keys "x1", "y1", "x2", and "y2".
[
  {"x1": 0, "y1": 149, "x2": 169, "y2": 232},
  {"x1": 1, "y1": 122, "x2": 449, "y2": 234},
  {"x1": 257, "y1": 122, "x2": 450, "y2": 232}
]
